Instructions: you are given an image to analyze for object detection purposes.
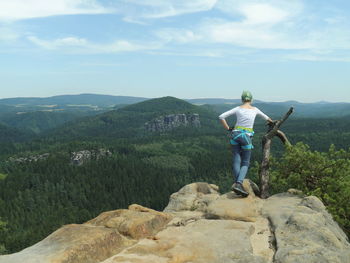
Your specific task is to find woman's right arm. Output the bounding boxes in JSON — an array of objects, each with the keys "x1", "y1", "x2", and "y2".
[
  {"x1": 218, "y1": 107, "x2": 238, "y2": 130},
  {"x1": 220, "y1": 119, "x2": 230, "y2": 130}
]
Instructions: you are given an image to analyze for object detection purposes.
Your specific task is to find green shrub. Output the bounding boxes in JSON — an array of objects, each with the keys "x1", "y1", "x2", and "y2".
[
  {"x1": 269, "y1": 142, "x2": 350, "y2": 236},
  {"x1": 0, "y1": 219, "x2": 7, "y2": 254}
]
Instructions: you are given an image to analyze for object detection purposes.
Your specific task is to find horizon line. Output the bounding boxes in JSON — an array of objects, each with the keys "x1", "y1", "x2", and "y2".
[{"x1": 0, "y1": 93, "x2": 348, "y2": 104}]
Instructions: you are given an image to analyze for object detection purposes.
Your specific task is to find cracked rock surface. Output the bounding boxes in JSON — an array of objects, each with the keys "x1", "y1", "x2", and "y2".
[{"x1": 1, "y1": 181, "x2": 349, "y2": 263}]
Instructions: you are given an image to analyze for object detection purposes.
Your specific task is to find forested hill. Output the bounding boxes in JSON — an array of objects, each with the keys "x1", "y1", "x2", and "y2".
[
  {"x1": 1, "y1": 94, "x2": 350, "y2": 123},
  {"x1": 0, "y1": 111, "x2": 99, "y2": 134},
  {"x1": 0, "y1": 123, "x2": 33, "y2": 143},
  {"x1": 45, "y1": 96, "x2": 219, "y2": 141}
]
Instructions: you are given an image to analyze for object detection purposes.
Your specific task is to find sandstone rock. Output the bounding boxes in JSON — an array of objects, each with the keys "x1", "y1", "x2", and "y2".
[
  {"x1": 101, "y1": 219, "x2": 267, "y2": 263},
  {"x1": 248, "y1": 179, "x2": 261, "y2": 196},
  {"x1": 206, "y1": 180, "x2": 261, "y2": 222},
  {"x1": 1, "y1": 182, "x2": 349, "y2": 263},
  {"x1": 250, "y1": 217, "x2": 275, "y2": 262},
  {"x1": 166, "y1": 210, "x2": 205, "y2": 227},
  {"x1": 0, "y1": 224, "x2": 134, "y2": 263},
  {"x1": 8, "y1": 153, "x2": 50, "y2": 163},
  {"x1": 71, "y1": 148, "x2": 112, "y2": 166},
  {"x1": 163, "y1": 182, "x2": 220, "y2": 212},
  {"x1": 144, "y1": 113, "x2": 201, "y2": 133},
  {"x1": 263, "y1": 193, "x2": 350, "y2": 263},
  {"x1": 287, "y1": 188, "x2": 303, "y2": 195},
  {"x1": 206, "y1": 194, "x2": 261, "y2": 222},
  {"x1": 0, "y1": 205, "x2": 171, "y2": 263},
  {"x1": 86, "y1": 204, "x2": 172, "y2": 239}
]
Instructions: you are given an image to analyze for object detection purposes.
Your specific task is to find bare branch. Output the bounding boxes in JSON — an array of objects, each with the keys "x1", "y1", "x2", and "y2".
[
  {"x1": 259, "y1": 107, "x2": 293, "y2": 199},
  {"x1": 266, "y1": 107, "x2": 294, "y2": 139},
  {"x1": 276, "y1": 130, "x2": 291, "y2": 146},
  {"x1": 279, "y1": 107, "x2": 294, "y2": 127}
]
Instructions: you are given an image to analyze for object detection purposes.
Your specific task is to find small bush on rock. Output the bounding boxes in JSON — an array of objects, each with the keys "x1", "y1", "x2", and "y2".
[{"x1": 269, "y1": 142, "x2": 350, "y2": 236}]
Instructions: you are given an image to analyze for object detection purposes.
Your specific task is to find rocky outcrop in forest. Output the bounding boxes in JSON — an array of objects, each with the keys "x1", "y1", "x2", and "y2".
[
  {"x1": 8, "y1": 153, "x2": 50, "y2": 163},
  {"x1": 0, "y1": 180, "x2": 349, "y2": 263},
  {"x1": 7, "y1": 148, "x2": 112, "y2": 166},
  {"x1": 144, "y1": 113, "x2": 200, "y2": 132},
  {"x1": 71, "y1": 149, "x2": 112, "y2": 166}
]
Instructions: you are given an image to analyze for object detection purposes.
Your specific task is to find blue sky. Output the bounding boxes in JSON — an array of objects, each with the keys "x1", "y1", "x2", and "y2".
[{"x1": 0, "y1": 0, "x2": 350, "y2": 102}]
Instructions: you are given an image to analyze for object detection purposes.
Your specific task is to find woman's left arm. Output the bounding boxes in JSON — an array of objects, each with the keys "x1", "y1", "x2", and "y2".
[{"x1": 256, "y1": 109, "x2": 273, "y2": 123}]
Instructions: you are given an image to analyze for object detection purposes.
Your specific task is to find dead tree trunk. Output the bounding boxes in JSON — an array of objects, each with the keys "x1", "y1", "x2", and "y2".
[{"x1": 259, "y1": 107, "x2": 294, "y2": 199}]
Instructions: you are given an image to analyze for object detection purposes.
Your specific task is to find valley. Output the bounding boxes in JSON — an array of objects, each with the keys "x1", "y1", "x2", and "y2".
[{"x1": 0, "y1": 95, "x2": 349, "y2": 254}]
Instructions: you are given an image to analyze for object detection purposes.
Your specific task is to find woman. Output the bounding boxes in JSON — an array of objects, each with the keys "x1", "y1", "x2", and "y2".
[{"x1": 219, "y1": 91, "x2": 272, "y2": 197}]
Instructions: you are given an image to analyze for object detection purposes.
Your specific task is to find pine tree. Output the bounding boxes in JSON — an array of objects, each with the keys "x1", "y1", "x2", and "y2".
[{"x1": 0, "y1": 218, "x2": 7, "y2": 254}]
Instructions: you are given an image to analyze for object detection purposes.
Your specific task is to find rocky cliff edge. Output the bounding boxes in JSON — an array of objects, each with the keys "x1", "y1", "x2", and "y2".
[{"x1": 1, "y1": 180, "x2": 349, "y2": 263}]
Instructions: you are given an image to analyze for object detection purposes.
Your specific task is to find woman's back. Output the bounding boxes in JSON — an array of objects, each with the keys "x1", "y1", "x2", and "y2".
[{"x1": 219, "y1": 106, "x2": 268, "y2": 129}]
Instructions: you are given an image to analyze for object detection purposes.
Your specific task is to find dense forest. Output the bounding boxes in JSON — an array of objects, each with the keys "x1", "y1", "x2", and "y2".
[{"x1": 0, "y1": 96, "x2": 349, "y2": 254}]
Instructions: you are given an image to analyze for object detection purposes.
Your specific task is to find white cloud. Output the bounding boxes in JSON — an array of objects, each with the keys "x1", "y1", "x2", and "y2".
[
  {"x1": 194, "y1": 0, "x2": 308, "y2": 49},
  {"x1": 285, "y1": 51, "x2": 350, "y2": 62},
  {"x1": 120, "y1": 0, "x2": 217, "y2": 21},
  {"x1": 28, "y1": 36, "x2": 88, "y2": 49},
  {"x1": 155, "y1": 28, "x2": 200, "y2": 43},
  {"x1": 27, "y1": 36, "x2": 162, "y2": 53},
  {"x1": 215, "y1": 0, "x2": 302, "y2": 20},
  {"x1": 0, "y1": 0, "x2": 109, "y2": 21},
  {"x1": 0, "y1": 26, "x2": 19, "y2": 41},
  {"x1": 3, "y1": 0, "x2": 350, "y2": 62},
  {"x1": 199, "y1": 19, "x2": 316, "y2": 50},
  {"x1": 153, "y1": 0, "x2": 350, "y2": 53},
  {"x1": 0, "y1": 0, "x2": 218, "y2": 23},
  {"x1": 239, "y1": 3, "x2": 289, "y2": 25},
  {"x1": 141, "y1": 0, "x2": 310, "y2": 51},
  {"x1": 105, "y1": 40, "x2": 161, "y2": 53}
]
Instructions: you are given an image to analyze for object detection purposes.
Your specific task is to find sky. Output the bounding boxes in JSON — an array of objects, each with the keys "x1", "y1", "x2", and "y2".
[{"x1": 0, "y1": 0, "x2": 350, "y2": 102}]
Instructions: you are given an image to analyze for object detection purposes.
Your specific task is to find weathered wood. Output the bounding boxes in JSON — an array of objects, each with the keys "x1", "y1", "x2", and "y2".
[
  {"x1": 265, "y1": 107, "x2": 294, "y2": 140},
  {"x1": 276, "y1": 130, "x2": 291, "y2": 146},
  {"x1": 259, "y1": 107, "x2": 294, "y2": 199},
  {"x1": 260, "y1": 137, "x2": 272, "y2": 199}
]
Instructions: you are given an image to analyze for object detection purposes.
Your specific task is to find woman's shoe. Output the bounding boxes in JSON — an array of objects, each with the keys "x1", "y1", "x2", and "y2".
[{"x1": 232, "y1": 182, "x2": 249, "y2": 197}]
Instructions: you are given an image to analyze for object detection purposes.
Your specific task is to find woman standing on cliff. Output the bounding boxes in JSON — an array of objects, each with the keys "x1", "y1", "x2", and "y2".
[{"x1": 219, "y1": 91, "x2": 272, "y2": 197}]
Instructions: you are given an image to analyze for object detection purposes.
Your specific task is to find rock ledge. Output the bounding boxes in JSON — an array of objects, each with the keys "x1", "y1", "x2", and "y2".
[{"x1": 1, "y1": 181, "x2": 349, "y2": 263}]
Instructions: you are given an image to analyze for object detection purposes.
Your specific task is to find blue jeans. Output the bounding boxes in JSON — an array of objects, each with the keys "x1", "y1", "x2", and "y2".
[{"x1": 230, "y1": 131, "x2": 253, "y2": 184}]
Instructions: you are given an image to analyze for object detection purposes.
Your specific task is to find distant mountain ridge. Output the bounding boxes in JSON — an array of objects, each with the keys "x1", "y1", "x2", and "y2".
[
  {"x1": 0, "y1": 94, "x2": 349, "y2": 137},
  {"x1": 0, "y1": 94, "x2": 148, "y2": 107},
  {"x1": 209, "y1": 101, "x2": 350, "y2": 119},
  {"x1": 1, "y1": 93, "x2": 348, "y2": 106},
  {"x1": 0, "y1": 94, "x2": 149, "y2": 134}
]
